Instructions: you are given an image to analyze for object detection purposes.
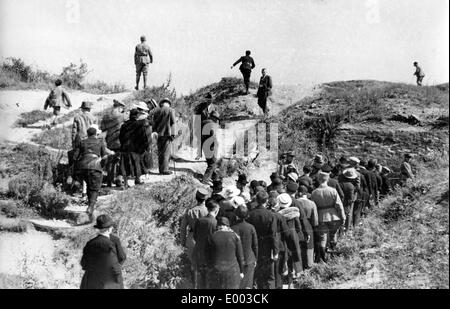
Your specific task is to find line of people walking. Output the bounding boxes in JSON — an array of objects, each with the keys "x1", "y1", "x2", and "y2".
[{"x1": 179, "y1": 151, "x2": 414, "y2": 289}]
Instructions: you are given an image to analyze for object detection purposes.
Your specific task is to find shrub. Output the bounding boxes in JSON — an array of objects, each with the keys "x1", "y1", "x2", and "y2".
[
  {"x1": 101, "y1": 175, "x2": 198, "y2": 288},
  {"x1": 0, "y1": 200, "x2": 19, "y2": 218},
  {"x1": 8, "y1": 172, "x2": 45, "y2": 201},
  {"x1": 28, "y1": 183, "x2": 70, "y2": 218},
  {"x1": 83, "y1": 81, "x2": 128, "y2": 94},
  {"x1": 59, "y1": 60, "x2": 89, "y2": 90},
  {"x1": 31, "y1": 126, "x2": 72, "y2": 150},
  {"x1": 14, "y1": 110, "x2": 53, "y2": 127}
]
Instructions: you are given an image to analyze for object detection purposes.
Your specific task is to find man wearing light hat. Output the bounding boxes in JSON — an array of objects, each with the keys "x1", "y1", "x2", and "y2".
[
  {"x1": 72, "y1": 101, "x2": 97, "y2": 148},
  {"x1": 73, "y1": 124, "x2": 110, "y2": 221},
  {"x1": 217, "y1": 186, "x2": 241, "y2": 226},
  {"x1": 134, "y1": 35, "x2": 153, "y2": 90},
  {"x1": 180, "y1": 188, "x2": 209, "y2": 287},
  {"x1": 310, "y1": 171, "x2": 345, "y2": 263},
  {"x1": 340, "y1": 168, "x2": 358, "y2": 230},
  {"x1": 100, "y1": 100, "x2": 126, "y2": 187},
  {"x1": 119, "y1": 104, "x2": 152, "y2": 185},
  {"x1": 152, "y1": 98, "x2": 176, "y2": 175}
]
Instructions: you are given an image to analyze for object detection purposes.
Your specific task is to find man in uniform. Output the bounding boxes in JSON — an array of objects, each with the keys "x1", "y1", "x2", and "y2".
[
  {"x1": 44, "y1": 79, "x2": 72, "y2": 126},
  {"x1": 100, "y1": 100, "x2": 126, "y2": 187},
  {"x1": 152, "y1": 98, "x2": 176, "y2": 175},
  {"x1": 73, "y1": 125, "x2": 110, "y2": 222},
  {"x1": 256, "y1": 68, "x2": 273, "y2": 117},
  {"x1": 310, "y1": 172, "x2": 345, "y2": 263},
  {"x1": 231, "y1": 50, "x2": 256, "y2": 94},
  {"x1": 201, "y1": 111, "x2": 220, "y2": 185},
  {"x1": 180, "y1": 188, "x2": 209, "y2": 288},
  {"x1": 119, "y1": 102, "x2": 151, "y2": 185},
  {"x1": 72, "y1": 101, "x2": 97, "y2": 148},
  {"x1": 134, "y1": 35, "x2": 153, "y2": 90},
  {"x1": 413, "y1": 61, "x2": 425, "y2": 86}
]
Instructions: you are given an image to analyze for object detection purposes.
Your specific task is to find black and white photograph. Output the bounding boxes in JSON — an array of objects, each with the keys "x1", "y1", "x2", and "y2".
[{"x1": 0, "y1": 0, "x2": 448, "y2": 292}]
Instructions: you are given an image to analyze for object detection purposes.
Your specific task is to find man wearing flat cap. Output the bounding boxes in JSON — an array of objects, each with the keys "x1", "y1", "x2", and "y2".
[
  {"x1": 134, "y1": 35, "x2": 153, "y2": 90},
  {"x1": 72, "y1": 101, "x2": 97, "y2": 148},
  {"x1": 100, "y1": 100, "x2": 126, "y2": 187},
  {"x1": 119, "y1": 103, "x2": 152, "y2": 185},
  {"x1": 152, "y1": 98, "x2": 176, "y2": 175},
  {"x1": 44, "y1": 79, "x2": 72, "y2": 127},
  {"x1": 340, "y1": 168, "x2": 358, "y2": 230},
  {"x1": 80, "y1": 214, "x2": 126, "y2": 289},
  {"x1": 180, "y1": 188, "x2": 209, "y2": 287}
]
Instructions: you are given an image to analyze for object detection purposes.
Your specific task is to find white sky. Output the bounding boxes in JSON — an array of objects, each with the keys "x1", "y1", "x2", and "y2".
[{"x1": 0, "y1": 0, "x2": 448, "y2": 94}]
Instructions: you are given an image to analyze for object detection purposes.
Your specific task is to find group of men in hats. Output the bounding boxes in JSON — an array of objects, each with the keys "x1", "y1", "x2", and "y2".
[
  {"x1": 179, "y1": 149, "x2": 411, "y2": 289},
  {"x1": 65, "y1": 93, "x2": 177, "y2": 222}
]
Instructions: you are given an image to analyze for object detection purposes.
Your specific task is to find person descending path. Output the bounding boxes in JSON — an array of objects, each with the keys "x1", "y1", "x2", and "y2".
[
  {"x1": 44, "y1": 79, "x2": 72, "y2": 127},
  {"x1": 134, "y1": 35, "x2": 153, "y2": 90},
  {"x1": 231, "y1": 50, "x2": 256, "y2": 94}
]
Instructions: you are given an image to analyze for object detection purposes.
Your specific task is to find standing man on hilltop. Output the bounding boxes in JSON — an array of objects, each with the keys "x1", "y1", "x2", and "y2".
[
  {"x1": 134, "y1": 35, "x2": 153, "y2": 90},
  {"x1": 257, "y1": 68, "x2": 273, "y2": 118},
  {"x1": 44, "y1": 79, "x2": 72, "y2": 127},
  {"x1": 231, "y1": 50, "x2": 256, "y2": 94},
  {"x1": 413, "y1": 61, "x2": 425, "y2": 86}
]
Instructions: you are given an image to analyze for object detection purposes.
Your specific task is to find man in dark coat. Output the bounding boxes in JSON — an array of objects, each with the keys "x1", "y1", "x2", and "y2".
[
  {"x1": 100, "y1": 99, "x2": 126, "y2": 187},
  {"x1": 208, "y1": 217, "x2": 245, "y2": 289},
  {"x1": 152, "y1": 98, "x2": 176, "y2": 175},
  {"x1": 120, "y1": 104, "x2": 151, "y2": 185},
  {"x1": 231, "y1": 50, "x2": 256, "y2": 94},
  {"x1": 246, "y1": 191, "x2": 278, "y2": 289},
  {"x1": 256, "y1": 68, "x2": 273, "y2": 116},
  {"x1": 231, "y1": 205, "x2": 258, "y2": 289},
  {"x1": 201, "y1": 111, "x2": 220, "y2": 185},
  {"x1": 298, "y1": 165, "x2": 314, "y2": 193},
  {"x1": 194, "y1": 93, "x2": 214, "y2": 159},
  {"x1": 73, "y1": 125, "x2": 110, "y2": 221},
  {"x1": 210, "y1": 180, "x2": 225, "y2": 204},
  {"x1": 80, "y1": 215, "x2": 126, "y2": 289},
  {"x1": 413, "y1": 61, "x2": 425, "y2": 86},
  {"x1": 193, "y1": 198, "x2": 219, "y2": 289},
  {"x1": 296, "y1": 186, "x2": 318, "y2": 269}
]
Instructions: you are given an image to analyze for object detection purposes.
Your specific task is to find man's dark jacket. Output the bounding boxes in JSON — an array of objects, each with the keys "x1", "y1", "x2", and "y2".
[
  {"x1": 231, "y1": 220, "x2": 258, "y2": 265},
  {"x1": 80, "y1": 234, "x2": 125, "y2": 289},
  {"x1": 152, "y1": 106, "x2": 175, "y2": 137},
  {"x1": 246, "y1": 205, "x2": 278, "y2": 260},
  {"x1": 119, "y1": 116, "x2": 150, "y2": 154},
  {"x1": 193, "y1": 214, "x2": 217, "y2": 266}
]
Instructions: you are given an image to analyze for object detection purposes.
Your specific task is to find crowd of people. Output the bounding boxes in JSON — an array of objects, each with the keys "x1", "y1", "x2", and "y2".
[
  {"x1": 41, "y1": 35, "x2": 419, "y2": 289},
  {"x1": 179, "y1": 152, "x2": 415, "y2": 289}
]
